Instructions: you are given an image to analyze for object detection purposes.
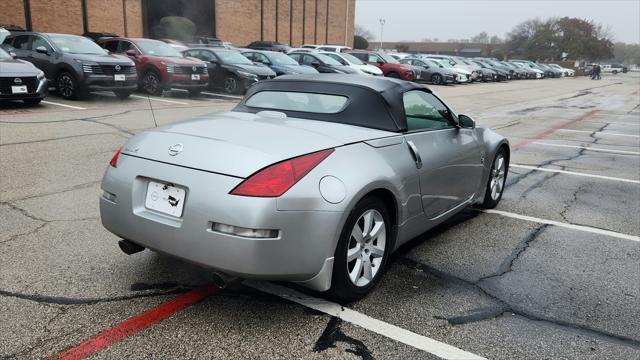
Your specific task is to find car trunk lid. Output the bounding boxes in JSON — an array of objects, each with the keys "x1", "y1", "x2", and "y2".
[{"x1": 122, "y1": 111, "x2": 394, "y2": 178}]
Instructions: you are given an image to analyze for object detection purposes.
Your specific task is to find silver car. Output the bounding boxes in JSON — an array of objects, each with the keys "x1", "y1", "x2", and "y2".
[{"x1": 100, "y1": 75, "x2": 509, "y2": 301}]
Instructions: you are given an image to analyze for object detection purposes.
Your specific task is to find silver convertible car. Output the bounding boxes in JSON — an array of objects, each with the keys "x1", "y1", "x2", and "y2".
[{"x1": 100, "y1": 75, "x2": 509, "y2": 301}]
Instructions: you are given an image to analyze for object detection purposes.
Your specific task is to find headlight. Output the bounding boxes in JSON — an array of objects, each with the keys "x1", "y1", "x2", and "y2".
[
  {"x1": 36, "y1": 71, "x2": 45, "y2": 80},
  {"x1": 237, "y1": 70, "x2": 257, "y2": 78}
]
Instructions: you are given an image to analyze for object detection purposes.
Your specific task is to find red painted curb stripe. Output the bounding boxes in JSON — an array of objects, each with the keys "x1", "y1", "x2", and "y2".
[
  {"x1": 512, "y1": 109, "x2": 599, "y2": 151},
  {"x1": 55, "y1": 284, "x2": 218, "y2": 360}
]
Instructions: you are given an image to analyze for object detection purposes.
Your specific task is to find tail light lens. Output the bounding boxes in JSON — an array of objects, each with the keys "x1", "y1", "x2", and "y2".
[
  {"x1": 230, "y1": 148, "x2": 335, "y2": 197},
  {"x1": 109, "y1": 147, "x2": 122, "y2": 168}
]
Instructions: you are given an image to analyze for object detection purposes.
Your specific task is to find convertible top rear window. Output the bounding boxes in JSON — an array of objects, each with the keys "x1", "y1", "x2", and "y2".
[{"x1": 245, "y1": 91, "x2": 348, "y2": 114}]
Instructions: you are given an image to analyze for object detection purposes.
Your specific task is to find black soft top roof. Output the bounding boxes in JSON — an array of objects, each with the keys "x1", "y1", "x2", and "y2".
[{"x1": 232, "y1": 74, "x2": 430, "y2": 132}]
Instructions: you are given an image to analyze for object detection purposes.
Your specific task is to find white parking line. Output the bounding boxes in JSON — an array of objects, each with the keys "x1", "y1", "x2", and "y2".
[
  {"x1": 201, "y1": 91, "x2": 243, "y2": 100},
  {"x1": 533, "y1": 142, "x2": 640, "y2": 155},
  {"x1": 557, "y1": 129, "x2": 640, "y2": 138},
  {"x1": 510, "y1": 164, "x2": 640, "y2": 184},
  {"x1": 130, "y1": 95, "x2": 189, "y2": 105},
  {"x1": 244, "y1": 280, "x2": 486, "y2": 360},
  {"x1": 483, "y1": 209, "x2": 640, "y2": 242},
  {"x1": 41, "y1": 100, "x2": 87, "y2": 110}
]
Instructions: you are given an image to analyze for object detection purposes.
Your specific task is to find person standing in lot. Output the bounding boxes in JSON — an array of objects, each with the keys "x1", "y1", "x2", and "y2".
[{"x1": 596, "y1": 64, "x2": 602, "y2": 80}]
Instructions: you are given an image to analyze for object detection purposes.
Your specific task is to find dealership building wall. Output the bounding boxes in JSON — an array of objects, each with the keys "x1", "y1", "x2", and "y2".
[{"x1": 0, "y1": 0, "x2": 355, "y2": 47}]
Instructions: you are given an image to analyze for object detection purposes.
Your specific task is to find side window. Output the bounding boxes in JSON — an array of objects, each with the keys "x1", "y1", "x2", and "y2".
[
  {"x1": 302, "y1": 54, "x2": 318, "y2": 65},
  {"x1": 367, "y1": 54, "x2": 381, "y2": 63},
  {"x1": 13, "y1": 35, "x2": 31, "y2": 50},
  {"x1": 119, "y1": 41, "x2": 138, "y2": 54},
  {"x1": 403, "y1": 91, "x2": 453, "y2": 131},
  {"x1": 326, "y1": 54, "x2": 345, "y2": 65},
  {"x1": 30, "y1": 36, "x2": 52, "y2": 52},
  {"x1": 199, "y1": 50, "x2": 216, "y2": 62},
  {"x1": 289, "y1": 53, "x2": 301, "y2": 63},
  {"x1": 243, "y1": 52, "x2": 255, "y2": 61},
  {"x1": 102, "y1": 40, "x2": 119, "y2": 53},
  {"x1": 255, "y1": 53, "x2": 269, "y2": 64}
]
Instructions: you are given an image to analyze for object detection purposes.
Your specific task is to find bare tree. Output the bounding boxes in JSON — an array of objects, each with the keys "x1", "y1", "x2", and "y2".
[{"x1": 354, "y1": 24, "x2": 375, "y2": 41}]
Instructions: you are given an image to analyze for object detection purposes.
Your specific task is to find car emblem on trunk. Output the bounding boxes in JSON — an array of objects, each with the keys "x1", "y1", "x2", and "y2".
[
  {"x1": 192, "y1": 65, "x2": 197, "y2": 72},
  {"x1": 115, "y1": 65, "x2": 121, "y2": 72},
  {"x1": 14, "y1": 78, "x2": 22, "y2": 84},
  {"x1": 168, "y1": 143, "x2": 184, "y2": 156}
]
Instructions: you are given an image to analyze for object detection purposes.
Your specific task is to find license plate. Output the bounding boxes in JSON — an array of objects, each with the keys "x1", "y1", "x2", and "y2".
[
  {"x1": 114, "y1": 74, "x2": 125, "y2": 81},
  {"x1": 11, "y1": 85, "x2": 27, "y2": 94},
  {"x1": 145, "y1": 181, "x2": 186, "y2": 217},
  {"x1": 191, "y1": 74, "x2": 200, "y2": 80}
]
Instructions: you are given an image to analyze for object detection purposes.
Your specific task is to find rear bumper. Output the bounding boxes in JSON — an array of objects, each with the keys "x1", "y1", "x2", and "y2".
[{"x1": 100, "y1": 154, "x2": 343, "y2": 287}]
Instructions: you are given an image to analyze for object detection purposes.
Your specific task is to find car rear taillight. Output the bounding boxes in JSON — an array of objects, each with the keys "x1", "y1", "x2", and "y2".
[
  {"x1": 109, "y1": 147, "x2": 122, "y2": 168},
  {"x1": 230, "y1": 148, "x2": 335, "y2": 197}
]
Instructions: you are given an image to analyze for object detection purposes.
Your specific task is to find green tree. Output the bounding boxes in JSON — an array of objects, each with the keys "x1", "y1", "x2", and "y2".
[
  {"x1": 154, "y1": 16, "x2": 196, "y2": 42},
  {"x1": 353, "y1": 35, "x2": 369, "y2": 49}
]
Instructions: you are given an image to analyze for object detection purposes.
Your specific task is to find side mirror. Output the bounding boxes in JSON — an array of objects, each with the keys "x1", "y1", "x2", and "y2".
[
  {"x1": 35, "y1": 46, "x2": 49, "y2": 55},
  {"x1": 125, "y1": 50, "x2": 137, "y2": 57},
  {"x1": 310, "y1": 61, "x2": 320, "y2": 68},
  {"x1": 9, "y1": 51, "x2": 17, "y2": 58},
  {"x1": 458, "y1": 114, "x2": 476, "y2": 129},
  {"x1": 376, "y1": 60, "x2": 384, "y2": 65}
]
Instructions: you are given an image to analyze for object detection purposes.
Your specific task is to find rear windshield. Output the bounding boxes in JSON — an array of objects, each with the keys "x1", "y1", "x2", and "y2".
[{"x1": 245, "y1": 91, "x2": 348, "y2": 114}]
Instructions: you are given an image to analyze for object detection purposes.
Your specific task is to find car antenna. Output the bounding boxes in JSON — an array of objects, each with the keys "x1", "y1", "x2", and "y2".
[{"x1": 146, "y1": 94, "x2": 158, "y2": 128}]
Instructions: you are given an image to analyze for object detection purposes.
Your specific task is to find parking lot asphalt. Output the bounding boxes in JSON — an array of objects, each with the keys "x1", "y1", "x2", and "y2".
[{"x1": 1, "y1": 74, "x2": 639, "y2": 359}]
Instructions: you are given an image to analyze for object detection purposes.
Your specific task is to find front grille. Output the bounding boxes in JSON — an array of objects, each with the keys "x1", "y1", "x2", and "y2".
[
  {"x1": 83, "y1": 65, "x2": 136, "y2": 74},
  {"x1": 0, "y1": 76, "x2": 38, "y2": 94},
  {"x1": 168, "y1": 65, "x2": 207, "y2": 74}
]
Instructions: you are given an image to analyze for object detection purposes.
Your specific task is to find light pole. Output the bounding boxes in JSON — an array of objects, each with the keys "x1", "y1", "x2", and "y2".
[{"x1": 379, "y1": 18, "x2": 386, "y2": 50}]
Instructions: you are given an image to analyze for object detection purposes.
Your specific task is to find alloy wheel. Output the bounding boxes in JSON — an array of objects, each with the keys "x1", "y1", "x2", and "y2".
[
  {"x1": 58, "y1": 73, "x2": 74, "y2": 98},
  {"x1": 224, "y1": 77, "x2": 238, "y2": 93},
  {"x1": 346, "y1": 209, "x2": 386, "y2": 287},
  {"x1": 490, "y1": 154, "x2": 506, "y2": 201},
  {"x1": 143, "y1": 73, "x2": 160, "y2": 95}
]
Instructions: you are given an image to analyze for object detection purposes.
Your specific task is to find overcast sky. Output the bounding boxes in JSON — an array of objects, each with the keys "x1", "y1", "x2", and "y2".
[{"x1": 355, "y1": 0, "x2": 640, "y2": 44}]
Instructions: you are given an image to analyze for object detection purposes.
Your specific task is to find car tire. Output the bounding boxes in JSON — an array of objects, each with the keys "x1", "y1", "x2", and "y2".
[
  {"x1": 612, "y1": 70, "x2": 618, "y2": 74},
  {"x1": 329, "y1": 196, "x2": 392, "y2": 302},
  {"x1": 141, "y1": 70, "x2": 163, "y2": 96},
  {"x1": 431, "y1": 73, "x2": 443, "y2": 85},
  {"x1": 481, "y1": 147, "x2": 508, "y2": 209},
  {"x1": 57, "y1": 71, "x2": 82, "y2": 100},
  {"x1": 23, "y1": 98, "x2": 42, "y2": 106},
  {"x1": 114, "y1": 90, "x2": 133, "y2": 99},
  {"x1": 188, "y1": 89, "x2": 202, "y2": 97},
  {"x1": 386, "y1": 72, "x2": 400, "y2": 79},
  {"x1": 223, "y1": 75, "x2": 240, "y2": 94}
]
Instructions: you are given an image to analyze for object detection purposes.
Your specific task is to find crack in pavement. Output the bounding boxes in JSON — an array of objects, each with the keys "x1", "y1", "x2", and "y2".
[
  {"x1": 5, "y1": 180, "x2": 101, "y2": 203},
  {"x1": 396, "y1": 257, "x2": 640, "y2": 349},
  {"x1": 0, "y1": 131, "x2": 129, "y2": 147},
  {"x1": 477, "y1": 225, "x2": 550, "y2": 282}
]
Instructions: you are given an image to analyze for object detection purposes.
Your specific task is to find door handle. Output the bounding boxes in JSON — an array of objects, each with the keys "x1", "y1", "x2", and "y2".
[{"x1": 406, "y1": 140, "x2": 422, "y2": 169}]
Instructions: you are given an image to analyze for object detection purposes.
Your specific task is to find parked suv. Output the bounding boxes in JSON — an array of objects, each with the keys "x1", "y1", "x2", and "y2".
[
  {"x1": 0, "y1": 46, "x2": 48, "y2": 105},
  {"x1": 98, "y1": 37, "x2": 208, "y2": 96},
  {"x1": 345, "y1": 50, "x2": 416, "y2": 81},
  {"x1": 3, "y1": 32, "x2": 137, "y2": 99},
  {"x1": 247, "y1": 41, "x2": 291, "y2": 53}
]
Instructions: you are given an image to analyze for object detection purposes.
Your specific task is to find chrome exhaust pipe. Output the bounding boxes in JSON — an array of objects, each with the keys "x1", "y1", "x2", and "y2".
[{"x1": 118, "y1": 239, "x2": 145, "y2": 255}]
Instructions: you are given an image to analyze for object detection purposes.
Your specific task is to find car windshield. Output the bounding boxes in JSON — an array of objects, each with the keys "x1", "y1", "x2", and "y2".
[
  {"x1": 49, "y1": 35, "x2": 106, "y2": 55},
  {"x1": 137, "y1": 40, "x2": 181, "y2": 57},
  {"x1": 215, "y1": 50, "x2": 252, "y2": 64},
  {"x1": 339, "y1": 53, "x2": 364, "y2": 65},
  {"x1": 268, "y1": 52, "x2": 298, "y2": 65},
  {"x1": 0, "y1": 47, "x2": 11, "y2": 60},
  {"x1": 316, "y1": 53, "x2": 342, "y2": 66},
  {"x1": 245, "y1": 91, "x2": 348, "y2": 113},
  {"x1": 380, "y1": 53, "x2": 399, "y2": 63}
]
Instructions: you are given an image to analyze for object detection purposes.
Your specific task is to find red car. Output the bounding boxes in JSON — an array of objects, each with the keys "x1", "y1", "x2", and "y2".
[
  {"x1": 345, "y1": 50, "x2": 416, "y2": 81},
  {"x1": 98, "y1": 37, "x2": 209, "y2": 96}
]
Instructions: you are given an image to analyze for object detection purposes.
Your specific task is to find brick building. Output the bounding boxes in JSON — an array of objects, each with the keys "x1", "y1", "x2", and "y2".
[{"x1": 0, "y1": 0, "x2": 355, "y2": 47}]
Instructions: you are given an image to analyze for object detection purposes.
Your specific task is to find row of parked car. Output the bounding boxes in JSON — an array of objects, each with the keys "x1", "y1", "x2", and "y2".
[{"x1": 0, "y1": 29, "x2": 589, "y2": 106}]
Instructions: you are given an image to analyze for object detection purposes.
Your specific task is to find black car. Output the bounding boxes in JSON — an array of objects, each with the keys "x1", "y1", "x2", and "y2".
[
  {"x1": 241, "y1": 50, "x2": 319, "y2": 76},
  {"x1": 288, "y1": 52, "x2": 360, "y2": 74},
  {"x1": 0, "y1": 46, "x2": 47, "y2": 105},
  {"x1": 189, "y1": 36, "x2": 223, "y2": 48},
  {"x1": 3, "y1": 32, "x2": 137, "y2": 99},
  {"x1": 246, "y1": 41, "x2": 291, "y2": 53},
  {"x1": 83, "y1": 32, "x2": 118, "y2": 42},
  {"x1": 182, "y1": 47, "x2": 276, "y2": 94}
]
